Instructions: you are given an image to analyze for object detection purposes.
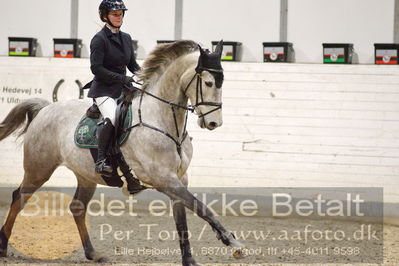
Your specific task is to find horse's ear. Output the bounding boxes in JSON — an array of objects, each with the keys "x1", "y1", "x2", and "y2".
[
  {"x1": 198, "y1": 44, "x2": 206, "y2": 56},
  {"x1": 214, "y1": 40, "x2": 223, "y2": 58}
]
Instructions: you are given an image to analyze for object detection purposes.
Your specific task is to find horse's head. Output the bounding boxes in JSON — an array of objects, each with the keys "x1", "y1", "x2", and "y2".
[{"x1": 185, "y1": 40, "x2": 224, "y2": 130}]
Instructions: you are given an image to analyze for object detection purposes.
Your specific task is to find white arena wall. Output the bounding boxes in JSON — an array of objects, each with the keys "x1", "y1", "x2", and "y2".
[
  {"x1": 288, "y1": 0, "x2": 395, "y2": 63},
  {"x1": 0, "y1": 57, "x2": 399, "y2": 204},
  {"x1": 182, "y1": 0, "x2": 280, "y2": 62},
  {"x1": 78, "y1": 0, "x2": 176, "y2": 59},
  {"x1": 0, "y1": 0, "x2": 395, "y2": 63}
]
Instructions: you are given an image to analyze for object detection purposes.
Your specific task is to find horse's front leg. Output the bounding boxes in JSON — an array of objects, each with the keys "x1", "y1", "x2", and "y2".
[
  {"x1": 172, "y1": 199, "x2": 199, "y2": 266},
  {"x1": 157, "y1": 180, "x2": 245, "y2": 255}
]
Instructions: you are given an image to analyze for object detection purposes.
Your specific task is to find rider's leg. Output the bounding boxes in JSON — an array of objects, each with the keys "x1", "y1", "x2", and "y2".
[{"x1": 94, "y1": 97, "x2": 117, "y2": 174}]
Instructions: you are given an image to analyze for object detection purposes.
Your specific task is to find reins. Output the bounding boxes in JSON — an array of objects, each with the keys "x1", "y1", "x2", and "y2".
[{"x1": 125, "y1": 68, "x2": 222, "y2": 156}]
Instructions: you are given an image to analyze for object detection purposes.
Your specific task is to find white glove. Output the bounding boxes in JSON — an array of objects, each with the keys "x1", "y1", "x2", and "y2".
[{"x1": 131, "y1": 75, "x2": 142, "y2": 90}]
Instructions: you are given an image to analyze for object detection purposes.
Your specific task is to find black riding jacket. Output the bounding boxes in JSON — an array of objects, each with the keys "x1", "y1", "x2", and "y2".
[{"x1": 87, "y1": 26, "x2": 140, "y2": 98}]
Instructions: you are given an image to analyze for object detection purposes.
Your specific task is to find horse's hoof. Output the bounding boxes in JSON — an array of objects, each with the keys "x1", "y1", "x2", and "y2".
[
  {"x1": 182, "y1": 256, "x2": 201, "y2": 266},
  {"x1": 86, "y1": 251, "x2": 107, "y2": 262},
  {"x1": 233, "y1": 247, "x2": 247, "y2": 259}
]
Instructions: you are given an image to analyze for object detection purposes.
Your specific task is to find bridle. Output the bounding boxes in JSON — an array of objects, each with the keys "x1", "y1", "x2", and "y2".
[
  {"x1": 187, "y1": 67, "x2": 223, "y2": 118},
  {"x1": 125, "y1": 66, "x2": 223, "y2": 156}
]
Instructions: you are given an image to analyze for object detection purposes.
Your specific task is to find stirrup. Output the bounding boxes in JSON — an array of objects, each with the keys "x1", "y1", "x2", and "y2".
[{"x1": 95, "y1": 159, "x2": 112, "y2": 174}]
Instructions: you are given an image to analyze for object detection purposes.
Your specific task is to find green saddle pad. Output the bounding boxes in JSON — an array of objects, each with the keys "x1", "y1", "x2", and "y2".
[{"x1": 74, "y1": 105, "x2": 133, "y2": 149}]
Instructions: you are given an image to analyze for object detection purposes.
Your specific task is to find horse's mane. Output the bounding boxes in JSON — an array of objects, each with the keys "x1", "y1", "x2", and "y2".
[{"x1": 137, "y1": 40, "x2": 199, "y2": 88}]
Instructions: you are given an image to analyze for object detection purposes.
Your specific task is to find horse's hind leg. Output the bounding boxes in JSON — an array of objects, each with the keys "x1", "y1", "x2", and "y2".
[
  {"x1": 70, "y1": 176, "x2": 106, "y2": 262},
  {"x1": 0, "y1": 187, "x2": 23, "y2": 257},
  {"x1": 0, "y1": 166, "x2": 56, "y2": 257}
]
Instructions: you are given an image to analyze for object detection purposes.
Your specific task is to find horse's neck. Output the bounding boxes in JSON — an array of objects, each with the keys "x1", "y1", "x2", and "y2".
[{"x1": 138, "y1": 55, "x2": 196, "y2": 138}]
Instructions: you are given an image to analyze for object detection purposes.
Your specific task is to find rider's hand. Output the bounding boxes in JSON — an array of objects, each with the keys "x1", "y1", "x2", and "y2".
[
  {"x1": 131, "y1": 75, "x2": 140, "y2": 84},
  {"x1": 131, "y1": 75, "x2": 142, "y2": 90},
  {"x1": 123, "y1": 76, "x2": 134, "y2": 85}
]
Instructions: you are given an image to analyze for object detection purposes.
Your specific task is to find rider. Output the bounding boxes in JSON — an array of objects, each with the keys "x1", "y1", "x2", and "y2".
[{"x1": 87, "y1": 0, "x2": 140, "y2": 174}]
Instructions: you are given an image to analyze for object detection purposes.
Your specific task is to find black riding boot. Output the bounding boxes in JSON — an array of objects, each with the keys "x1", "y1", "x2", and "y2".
[{"x1": 95, "y1": 118, "x2": 114, "y2": 174}]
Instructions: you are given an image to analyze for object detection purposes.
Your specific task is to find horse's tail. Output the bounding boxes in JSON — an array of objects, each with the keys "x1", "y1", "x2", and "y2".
[{"x1": 0, "y1": 98, "x2": 51, "y2": 141}]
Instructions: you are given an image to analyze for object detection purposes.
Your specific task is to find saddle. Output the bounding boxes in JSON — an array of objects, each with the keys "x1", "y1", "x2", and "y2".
[
  {"x1": 74, "y1": 89, "x2": 146, "y2": 194},
  {"x1": 74, "y1": 103, "x2": 132, "y2": 149}
]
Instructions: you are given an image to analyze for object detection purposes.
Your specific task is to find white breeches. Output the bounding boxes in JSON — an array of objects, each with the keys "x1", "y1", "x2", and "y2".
[{"x1": 95, "y1": 96, "x2": 117, "y2": 126}]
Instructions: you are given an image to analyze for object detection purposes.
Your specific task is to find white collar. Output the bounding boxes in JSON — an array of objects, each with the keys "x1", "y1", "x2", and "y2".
[{"x1": 106, "y1": 24, "x2": 120, "y2": 34}]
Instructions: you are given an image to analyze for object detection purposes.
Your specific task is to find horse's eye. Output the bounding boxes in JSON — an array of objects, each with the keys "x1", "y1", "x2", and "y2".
[{"x1": 205, "y1": 81, "x2": 213, "y2": 87}]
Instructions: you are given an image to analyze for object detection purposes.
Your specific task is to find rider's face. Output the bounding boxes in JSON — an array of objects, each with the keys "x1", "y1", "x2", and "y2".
[{"x1": 107, "y1": 10, "x2": 124, "y2": 27}]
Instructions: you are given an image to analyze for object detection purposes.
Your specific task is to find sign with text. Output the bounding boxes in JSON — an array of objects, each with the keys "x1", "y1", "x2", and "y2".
[
  {"x1": 0, "y1": 58, "x2": 92, "y2": 120},
  {"x1": 0, "y1": 187, "x2": 384, "y2": 264}
]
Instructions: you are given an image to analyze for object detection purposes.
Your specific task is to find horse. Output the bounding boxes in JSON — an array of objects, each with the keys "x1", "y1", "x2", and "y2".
[{"x1": 0, "y1": 40, "x2": 245, "y2": 265}]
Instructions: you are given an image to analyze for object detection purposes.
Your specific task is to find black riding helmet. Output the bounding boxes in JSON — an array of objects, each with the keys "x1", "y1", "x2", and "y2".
[{"x1": 99, "y1": 0, "x2": 128, "y2": 23}]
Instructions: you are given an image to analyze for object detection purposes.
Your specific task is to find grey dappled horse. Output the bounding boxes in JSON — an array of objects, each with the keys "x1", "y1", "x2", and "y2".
[{"x1": 0, "y1": 40, "x2": 245, "y2": 265}]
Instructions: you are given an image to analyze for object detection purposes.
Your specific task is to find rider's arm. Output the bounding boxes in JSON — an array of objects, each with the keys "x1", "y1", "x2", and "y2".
[{"x1": 90, "y1": 35, "x2": 131, "y2": 84}]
